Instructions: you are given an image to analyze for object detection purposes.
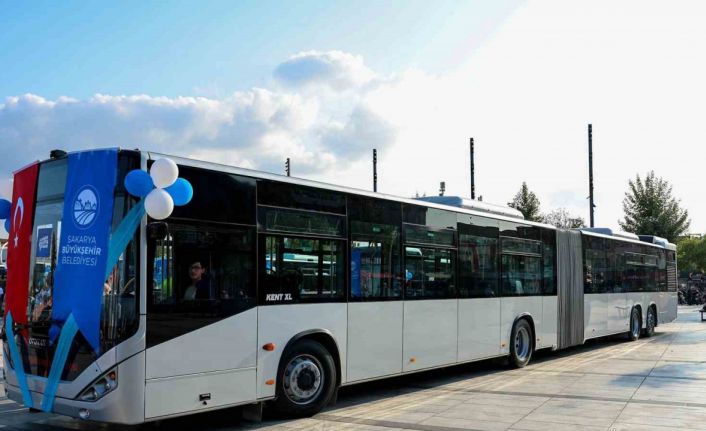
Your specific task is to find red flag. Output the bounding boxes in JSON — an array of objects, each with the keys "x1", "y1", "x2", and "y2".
[{"x1": 4, "y1": 163, "x2": 39, "y2": 325}]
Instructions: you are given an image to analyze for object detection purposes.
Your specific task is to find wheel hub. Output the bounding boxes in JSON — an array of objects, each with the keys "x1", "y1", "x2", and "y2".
[
  {"x1": 283, "y1": 355, "x2": 323, "y2": 405},
  {"x1": 297, "y1": 369, "x2": 315, "y2": 390},
  {"x1": 515, "y1": 327, "x2": 530, "y2": 360}
]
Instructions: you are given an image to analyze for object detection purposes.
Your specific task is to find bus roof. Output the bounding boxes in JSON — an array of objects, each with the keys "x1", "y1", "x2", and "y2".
[
  {"x1": 36, "y1": 148, "x2": 676, "y2": 250},
  {"x1": 145, "y1": 150, "x2": 559, "y2": 230},
  {"x1": 579, "y1": 228, "x2": 676, "y2": 251}
]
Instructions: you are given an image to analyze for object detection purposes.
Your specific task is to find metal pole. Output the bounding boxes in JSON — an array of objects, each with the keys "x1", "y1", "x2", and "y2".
[
  {"x1": 285, "y1": 158, "x2": 290, "y2": 177},
  {"x1": 470, "y1": 137, "x2": 475, "y2": 199},
  {"x1": 588, "y1": 124, "x2": 595, "y2": 227},
  {"x1": 373, "y1": 149, "x2": 378, "y2": 192}
]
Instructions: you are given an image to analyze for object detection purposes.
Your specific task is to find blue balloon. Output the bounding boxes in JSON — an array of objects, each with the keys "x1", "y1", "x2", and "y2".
[
  {"x1": 4, "y1": 218, "x2": 10, "y2": 233},
  {"x1": 124, "y1": 169, "x2": 154, "y2": 198},
  {"x1": 165, "y1": 178, "x2": 193, "y2": 206},
  {"x1": 0, "y1": 199, "x2": 10, "y2": 219}
]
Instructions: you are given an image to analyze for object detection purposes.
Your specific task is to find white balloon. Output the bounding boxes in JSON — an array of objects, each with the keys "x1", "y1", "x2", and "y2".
[
  {"x1": 145, "y1": 188, "x2": 174, "y2": 220},
  {"x1": 150, "y1": 158, "x2": 179, "y2": 189}
]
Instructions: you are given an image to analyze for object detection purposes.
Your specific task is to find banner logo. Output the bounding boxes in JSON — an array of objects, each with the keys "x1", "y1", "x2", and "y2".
[
  {"x1": 13, "y1": 196, "x2": 24, "y2": 247},
  {"x1": 72, "y1": 185, "x2": 99, "y2": 229}
]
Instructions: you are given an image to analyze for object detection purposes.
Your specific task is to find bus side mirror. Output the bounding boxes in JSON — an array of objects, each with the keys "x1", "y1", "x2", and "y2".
[{"x1": 147, "y1": 222, "x2": 169, "y2": 240}]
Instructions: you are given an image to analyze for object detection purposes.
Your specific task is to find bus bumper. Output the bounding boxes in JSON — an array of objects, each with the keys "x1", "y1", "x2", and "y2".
[{"x1": 4, "y1": 351, "x2": 146, "y2": 425}]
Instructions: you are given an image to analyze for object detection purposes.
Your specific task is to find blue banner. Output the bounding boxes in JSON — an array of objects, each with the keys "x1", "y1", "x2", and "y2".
[
  {"x1": 52, "y1": 149, "x2": 117, "y2": 353},
  {"x1": 36, "y1": 226, "x2": 52, "y2": 258}
]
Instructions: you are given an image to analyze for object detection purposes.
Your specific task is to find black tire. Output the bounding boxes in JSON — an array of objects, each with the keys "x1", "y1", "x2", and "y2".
[
  {"x1": 628, "y1": 307, "x2": 641, "y2": 341},
  {"x1": 509, "y1": 319, "x2": 533, "y2": 368},
  {"x1": 643, "y1": 306, "x2": 656, "y2": 338},
  {"x1": 272, "y1": 339, "x2": 337, "y2": 418}
]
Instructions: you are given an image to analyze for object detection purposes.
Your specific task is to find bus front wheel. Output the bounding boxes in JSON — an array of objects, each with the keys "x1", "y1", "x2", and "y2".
[
  {"x1": 509, "y1": 319, "x2": 533, "y2": 368},
  {"x1": 272, "y1": 339, "x2": 337, "y2": 418}
]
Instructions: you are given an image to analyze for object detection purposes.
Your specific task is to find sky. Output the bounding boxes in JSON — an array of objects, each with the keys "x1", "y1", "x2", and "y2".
[{"x1": 1, "y1": 0, "x2": 705, "y2": 237}]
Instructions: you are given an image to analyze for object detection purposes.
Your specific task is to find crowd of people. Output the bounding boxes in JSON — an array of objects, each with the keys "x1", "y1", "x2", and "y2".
[{"x1": 679, "y1": 272, "x2": 706, "y2": 305}]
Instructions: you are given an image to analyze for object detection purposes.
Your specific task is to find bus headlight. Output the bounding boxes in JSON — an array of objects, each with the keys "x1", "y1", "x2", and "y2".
[{"x1": 78, "y1": 369, "x2": 117, "y2": 402}]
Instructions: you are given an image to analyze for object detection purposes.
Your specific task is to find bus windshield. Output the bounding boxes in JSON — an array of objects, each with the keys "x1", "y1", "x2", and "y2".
[{"x1": 19, "y1": 153, "x2": 140, "y2": 380}]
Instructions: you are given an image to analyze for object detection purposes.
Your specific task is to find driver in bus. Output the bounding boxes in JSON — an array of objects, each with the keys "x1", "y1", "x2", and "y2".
[{"x1": 184, "y1": 260, "x2": 210, "y2": 300}]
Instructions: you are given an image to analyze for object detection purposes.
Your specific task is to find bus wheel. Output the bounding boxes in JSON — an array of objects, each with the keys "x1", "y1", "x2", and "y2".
[
  {"x1": 643, "y1": 307, "x2": 656, "y2": 338},
  {"x1": 273, "y1": 339, "x2": 337, "y2": 418},
  {"x1": 510, "y1": 319, "x2": 533, "y2": 368},
  {"x1": 628, "y1": 307, "x2": 641, "y2": 341}
]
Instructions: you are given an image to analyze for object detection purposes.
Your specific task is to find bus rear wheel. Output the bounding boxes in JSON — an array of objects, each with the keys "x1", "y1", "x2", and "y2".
[
  {"x1": 628, "y1": 307, "x2": 641, "y2": 341},
  {"x1": 509, "y1": 319, "x2": 533, "y2": 368},
  {"x1": 643, "y1": 307, "x2": 656, "y2": 338},
  {"x1": 272, "y1": 339, "x2": 337, "y2": 418}
]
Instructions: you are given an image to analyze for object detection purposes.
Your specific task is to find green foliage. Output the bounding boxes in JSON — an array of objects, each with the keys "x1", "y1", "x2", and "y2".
[
  {"x1": 543, "y1": 208, "x2": 586, "y2": 229},
  {"x1": 508, "y1": 182, "x2": 543, "y2": 222},
  {"x1": 677, "y1": 237, "x2": 706, "y2": 273},
  {"x1": 619, "y1": 171, "x2": 690, "y2": 243}
]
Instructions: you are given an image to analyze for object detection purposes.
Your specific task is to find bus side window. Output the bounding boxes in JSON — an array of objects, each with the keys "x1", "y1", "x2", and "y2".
[
  {"x1": 259, "y1": 235, "x2": 345, "y2": 304},
  {"x1": 500, "y1": 236, "x2": 542, "y2": 296},
  {"x1": 146, "y1": 225, "x2": 256, "y2": 348},
  {"x1": 458, "y1": 223, "x2": 499, "y2": 298}
]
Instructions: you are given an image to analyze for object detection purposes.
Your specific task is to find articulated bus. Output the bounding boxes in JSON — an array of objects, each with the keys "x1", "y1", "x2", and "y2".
[{"x1": 2, "y1": 149, "x2": 677, "y2": 424}]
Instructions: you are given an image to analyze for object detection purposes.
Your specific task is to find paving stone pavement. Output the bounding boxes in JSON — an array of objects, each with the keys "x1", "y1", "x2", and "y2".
[{"x1": 1, "y1": 306, "x2": 706, "y2": 430}]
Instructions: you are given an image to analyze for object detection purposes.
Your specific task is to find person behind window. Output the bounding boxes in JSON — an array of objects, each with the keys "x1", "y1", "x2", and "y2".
[
  {"x1": 184, "y1": 261, "x2": 210, "y2": 300},
  {"x1": 104, "y1": 271, "x2": 115, "y2": 295}
]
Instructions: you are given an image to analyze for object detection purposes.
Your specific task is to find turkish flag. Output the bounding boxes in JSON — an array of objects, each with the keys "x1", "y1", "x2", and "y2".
[{"x1": 4, "y1": 163, "x2": 39, "y2": 325}]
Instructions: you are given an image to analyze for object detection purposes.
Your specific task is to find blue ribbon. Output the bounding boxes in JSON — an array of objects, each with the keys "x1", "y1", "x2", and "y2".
[
  {"x1": 105, "y1": 201, "x2": 145, "y2": 280},
  {"x1": 40, "y1": 314, "x2": 78, "y2": 412},
  {"x1": 5, "y1": 312, "x2": 34, "y2": 408}
]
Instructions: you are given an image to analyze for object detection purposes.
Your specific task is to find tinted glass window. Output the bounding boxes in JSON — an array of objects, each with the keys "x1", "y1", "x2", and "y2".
[
  {"x1": 36, "y1": 159, "x2": 68, "y2": 201},
  {"x1": 458, "y1": 219, "x2": 499, "y2": 298},
  {"x1": 501, "y1": 229, "x2": 542, "y2": 296},
  {"x1": 642, "y1": 246, "x2": 660, "y2": 292},
  {"x1": 542, "y1": 229, "x2": 557, "y2": 295},
  {"x1": 619, "y1": 243, "x2": 661, "y2": 292},
  {"x1": 405, "y1": 247, "x2": 455, "y2": 299},
  {"x1": 348, "y1": 195, "x2": 401, "y2": 224},
  {"x1": 350, "y1": 221, "x2": 402, "y2": 300},
  {"x1": 501, "y1": 237, "x2": 542, "y2": 255},
  {"x1": 260, "y1": 236, "x2": 345, "y2": 304},
  {"x1": 499, "y1": 222, "x2": 539, "y2": 240},
  {"x1": 403, "y1": 204, "x2": 457, "y2": 229},
  {"x1": 583, "y1": 236, "x2": 613, "y2": 293},
  {"x1": 259, "y1": 206, "x2": 345, "y2": 237},
  {"x1": 613, "y1": 241, "x2": 629, "y2": 292},
  {"x1": 624, "y1": 251, "x2": 645, "y2": 292},
  {"x1": 657, "y1": 249, "x2": 667, "y2": 291},
  {"x1": 404, "y1": 224, "x2": 456, "y2": 246},
  {"x1": 169, "y1": 166, "x2": 256, "y2": 225},
  {"x1": 501, "y1": 255, "x2": 542, "y2": 296},
  {"x1": 147, "y1": 225, "x2": 256, "y2": 347},
  {"x1": 258, "y1": 180, "x2": 346, "y2": 214}
]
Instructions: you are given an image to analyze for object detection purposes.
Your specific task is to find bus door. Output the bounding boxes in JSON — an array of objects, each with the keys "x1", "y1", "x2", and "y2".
[
  {"x1": 402, "y1": 223, "x2": 458, "y2": 371},
  {"x1": 144, "y1": 223, "x2": 258, "y2": 418},
  {"x1": 346, "y1": 197, "x2": 404, "y2": 382}
]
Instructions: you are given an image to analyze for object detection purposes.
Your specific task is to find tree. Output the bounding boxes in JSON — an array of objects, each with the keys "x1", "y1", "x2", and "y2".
[
  {"x1": 508, "y1": 182, "x2": 542, "y2": 222},
  {"x1": 619, "y1": 171, "x2": 690, "y2": 242},
  {"x1": 677, "y1": 237, "x2": 706, "y2": 273},
  {"x1": 543, "y1": 208, "x2": 586, "y2": 229}
]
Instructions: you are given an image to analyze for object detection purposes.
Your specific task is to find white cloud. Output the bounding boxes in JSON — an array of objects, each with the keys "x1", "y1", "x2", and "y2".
[{"x1": 274, "y1": 50, "x2": 375, "y2": 91}]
